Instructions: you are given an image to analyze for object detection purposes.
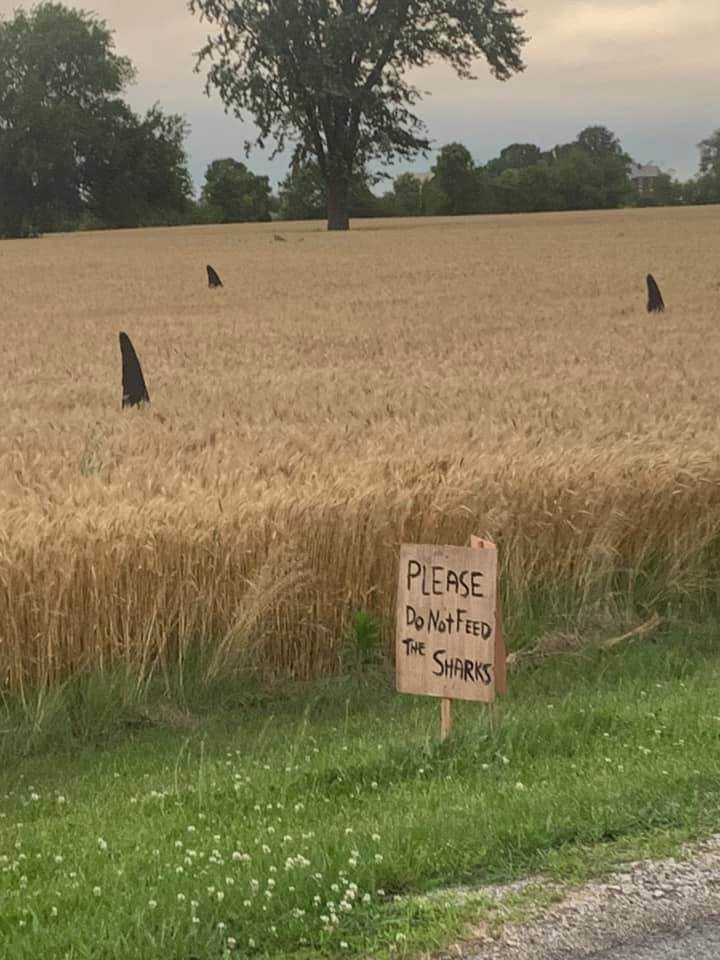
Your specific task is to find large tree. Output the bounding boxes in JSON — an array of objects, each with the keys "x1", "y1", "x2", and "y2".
[
  {"x1": 0, "y1": 3, "x2": 134, "y2": 235},
  {"x1": 201, "y1": 158, "x2": 272, "y2": 222},
  {"x1": 0, "y1": 3, "x2": 193, "y2": 237},
  {"x1": 84, "y1": 104, "x2": 193, "y2": 228},
  {"x1": 432, "y1": 142, "x2": 477, "y2": 214},
  {"x1": 389, "y1": 172, "x2": 423, "y2": 216},
  {"x1": 687, "y1": 129, "x2": 720, "y2": 204},
  {"x1": 487, "y1": 141, "x2": 542, "y2": 174},
  {"x1": 189, "y1": 0, "x2": 527, "y2": 231},
  {"x1": 698, "y1": 129, "x2": 720, "y2": 175}
]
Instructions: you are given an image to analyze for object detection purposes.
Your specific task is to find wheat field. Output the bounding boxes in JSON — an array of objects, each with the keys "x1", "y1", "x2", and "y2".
[{"x1": 2, "y1": 207, "x2": 720, "y2": 693}]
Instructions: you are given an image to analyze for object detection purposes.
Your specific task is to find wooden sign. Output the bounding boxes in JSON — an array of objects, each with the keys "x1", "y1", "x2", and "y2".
[
  {"x1": 470, "y1": 536, "x2": 507, "y2": 697},
  {"x1": 396, "y1": 542, "x2": 498, "y2": 704}
]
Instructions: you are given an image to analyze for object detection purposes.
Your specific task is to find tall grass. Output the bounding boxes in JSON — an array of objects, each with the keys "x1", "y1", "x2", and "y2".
[{"x1": 1, "y1": 207, "x2": 720, "y2": 694}]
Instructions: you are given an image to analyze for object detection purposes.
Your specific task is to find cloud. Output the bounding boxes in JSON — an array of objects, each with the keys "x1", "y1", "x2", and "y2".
[{"x1": 0, "y1": 0, "x2": 717, "y2": 184}]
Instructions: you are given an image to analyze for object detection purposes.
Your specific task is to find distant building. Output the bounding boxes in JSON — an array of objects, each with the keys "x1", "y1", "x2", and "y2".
[
  {"x1": 410, "y1": 171, "x2": 433, "y2": 184},
  {"x1": 630, "y1": 162, "x2": 662, "y2": 196}
]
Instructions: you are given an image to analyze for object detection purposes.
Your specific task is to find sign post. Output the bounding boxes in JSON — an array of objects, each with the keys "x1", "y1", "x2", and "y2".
[{"x1": 396, "y1": 540, "x2": 502, "y2": 740}]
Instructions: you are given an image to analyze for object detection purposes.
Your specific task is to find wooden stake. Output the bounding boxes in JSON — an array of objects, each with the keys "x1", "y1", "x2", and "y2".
[
  {"x1": 441, "y1": 698, "x2": 452, "y2": 741},
  {"x1": 470, "y1": 535, "x2": 507, "y2": 696},
  {"x1": 488, "y1": 700, "x2": 497, "y2": 734}
]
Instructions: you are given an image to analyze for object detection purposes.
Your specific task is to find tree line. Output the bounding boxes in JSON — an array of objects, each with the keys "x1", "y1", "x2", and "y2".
[
  {"x1": 0, "y1": 4, "x2": 274, "y2": 236},
  {"x1": 278, "y1": 128, "x2": 720, "y2": 221},
  {"x1": 1, "y1": 4, "x2": 719, "y2": 238}
]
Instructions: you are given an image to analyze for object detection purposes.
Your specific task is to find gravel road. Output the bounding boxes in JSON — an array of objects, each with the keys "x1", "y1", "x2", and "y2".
[
  {"x1": 582, "y1": 917, "x2": 720, "y2": 959},
  {"x1": 440, "y1": 835, "x2": 720, "y2": 960}
]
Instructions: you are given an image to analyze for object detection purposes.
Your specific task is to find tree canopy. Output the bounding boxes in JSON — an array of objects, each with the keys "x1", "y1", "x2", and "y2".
[
  {"x1": 432, "y1": 143, "x2": 476, "y2": 215},
  {"x1": 687, "y1": 129, "x2": 720, "y2": 204},
  {"x1": 189, "y1": 0, "x2": 527, "y2": 231},
  {"x1": 698, "y1": 130, "x2": 720, "y2": 175},
  {"x1": 201, "y1": 158, "x2": 272, "y2": 222},
  {"x1": 0, "y1": 3, "x2": 192, "y2": 237}
]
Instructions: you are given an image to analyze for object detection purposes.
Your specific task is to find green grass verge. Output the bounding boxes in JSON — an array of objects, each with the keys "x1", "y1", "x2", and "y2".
[{"x1": 2, "y1": 623, "x2": 720, "y2": 959}]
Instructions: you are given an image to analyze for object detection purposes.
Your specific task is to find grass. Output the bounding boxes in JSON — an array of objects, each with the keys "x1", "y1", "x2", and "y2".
[
  {"x1": 3, "y1": 208, "x2": 720, "y2": 691},
  {"x1": 2, "y1": 626, "x2": 720, "y2": 958}
]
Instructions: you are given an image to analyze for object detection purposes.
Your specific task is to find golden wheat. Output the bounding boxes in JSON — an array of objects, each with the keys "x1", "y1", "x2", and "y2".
[{"x1": 2, "y1": 207, "x2": 720, "y2": 692}]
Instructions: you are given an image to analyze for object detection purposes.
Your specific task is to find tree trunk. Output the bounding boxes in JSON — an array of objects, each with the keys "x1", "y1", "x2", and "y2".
[{"x1": 327, "y1": 175, "x2": 350, "y2": 231}]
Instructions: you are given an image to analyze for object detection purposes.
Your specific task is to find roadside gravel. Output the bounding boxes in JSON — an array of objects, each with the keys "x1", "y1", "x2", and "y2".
[{"x1": 436, "y1": 835, "x2": 720, "y2": 959}]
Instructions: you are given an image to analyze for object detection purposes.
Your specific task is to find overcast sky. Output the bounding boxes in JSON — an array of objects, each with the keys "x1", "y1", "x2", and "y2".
[{"x1": 2, "y1": 0, "x2": 718, "y2": 190}]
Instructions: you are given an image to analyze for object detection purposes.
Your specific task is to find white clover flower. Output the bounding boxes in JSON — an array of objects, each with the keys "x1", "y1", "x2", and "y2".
[
  {"x1": 267, "y1": 878, "x2": 275, "y2": 888},
  {"x1": 177, "y1": 893, "x2": 186, "y2": 902},
  {"x1": 97, "y1": 838, "x2": 108, "y2": 852},
  {"x1": 148, "y1": 900, "x2": 157, "y2": 910},
  {"x1": 340, "y1": 942, "x2": 349, "y2": 950},
  {"x1": 374, "y1": 854, "x2": 383, "y2": 863},
  {"x1": 216, "y1": 891, "x2": 225, "y2": 902},
  {"x1": 371, "y1": 781, "x2": 378, "y2": 789},
  {"x1": 248, "y1": 938, "x2": 256, "y2": 948},
  {"x1": 362, "y1": 893, "x2": 371, "y2": 904},
  {"x1": 243, "y1": 899, "x2": 252, "y2": 908},
  {"x1": 57, "y1": 796, "x2": 66, "y2": 805},
  {"x1": 261, "y1": 845, "x2": 271, "y2": 854},
  {"x1": 515, "y1": 782, "x2": 525, "y2": 791},
  {"x1": 54, "y1": 855, "x2": 63, "y2": 864},
  {"x1": 372, "y1": 833, "x2": 381, "y2": 842},
  {"x1": 396, "y1": 932, "x2": 407, "y2": 942},
  {"x1": 227, "y1": 937, "x2": 237, "y2": 950},
  {"x1": 50, "y1": 906, "x2": 58, "y2": 917},
  {"x1": 349, "y1": 858, "x2": 358, "y2": 867},
  {"x1": 93, "y1": 886, "x2": 101, "y2": 897}
]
